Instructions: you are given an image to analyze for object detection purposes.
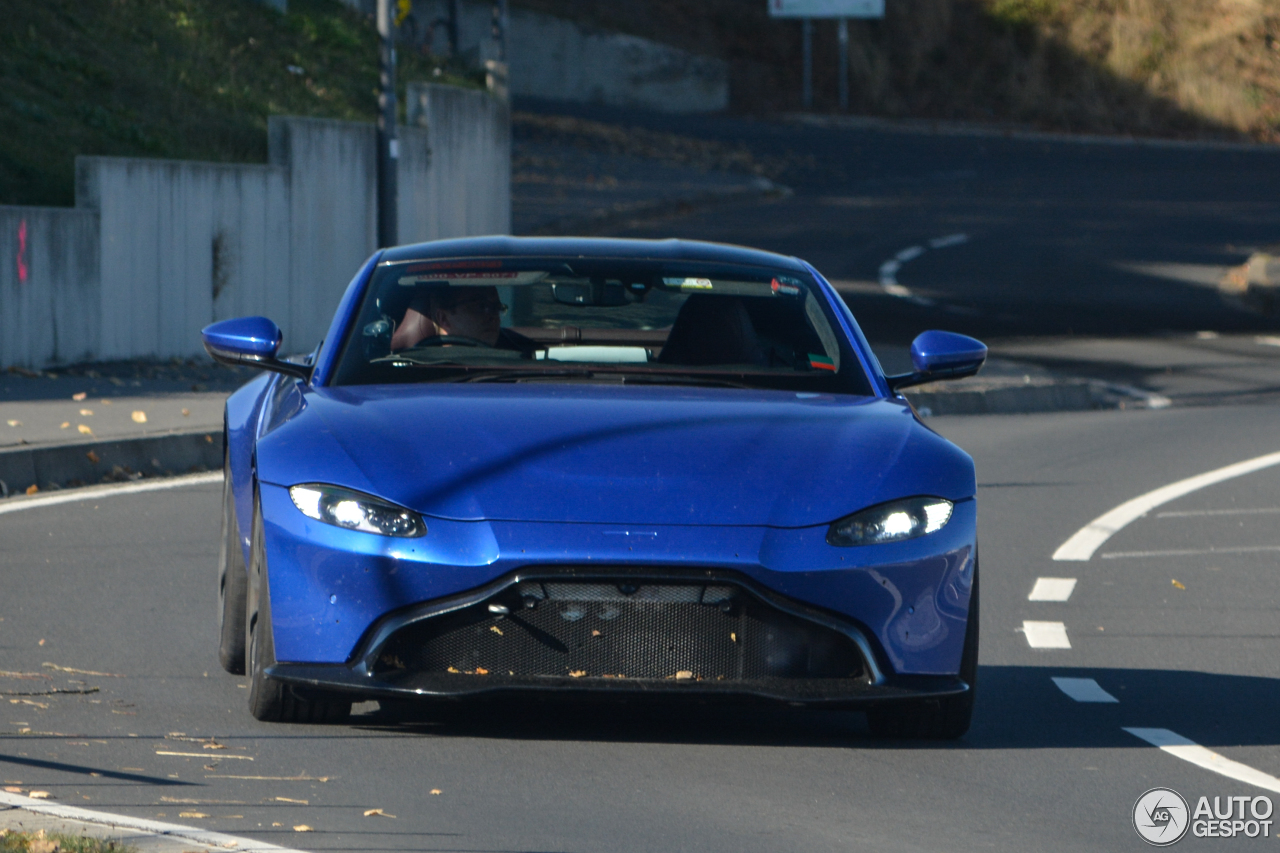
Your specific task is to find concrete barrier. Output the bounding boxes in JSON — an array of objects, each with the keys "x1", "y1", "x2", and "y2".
[
  {"x1": 0, "y1": 206, "x2": 99, "y2": 368},
  {"x1": 0, "y1": 86, "x2": 510, "y2": 369},
  {"x1": 0, "y1": 430, "x2": 223, "y2": 497}
]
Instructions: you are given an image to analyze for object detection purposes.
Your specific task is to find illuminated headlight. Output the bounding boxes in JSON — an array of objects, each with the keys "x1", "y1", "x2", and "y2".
[
  {"x1": 289, "y1": 484, "x2": 427, "y2": 538},
  {"x1": 826, "y1": 497, "x2": 953, "y2": 547}
]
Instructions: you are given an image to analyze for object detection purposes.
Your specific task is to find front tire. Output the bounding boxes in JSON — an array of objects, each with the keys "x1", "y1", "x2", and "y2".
[
  {"x1": 217, "y1": 451, "x2": 247, "y2": 675},
  {"x1": 867, "y1": 563, "x2": 978, "y2": 740},
  {"x1": 245, "y1": 495, "x2": 351, "y2": 724}
]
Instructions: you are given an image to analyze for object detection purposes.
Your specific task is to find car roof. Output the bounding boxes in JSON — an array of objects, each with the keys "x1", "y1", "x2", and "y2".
[{"x1": 378, "y1": 236, "x2": 810, "y2": 272}]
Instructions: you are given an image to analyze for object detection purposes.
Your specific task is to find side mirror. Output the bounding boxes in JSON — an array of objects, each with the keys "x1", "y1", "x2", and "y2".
[
  {"x1": 202, "y1": 316, "x2": 311, "y2": 381},
  {"x1": 887, "y1": 330, "x2": 986, "y2": 391}
]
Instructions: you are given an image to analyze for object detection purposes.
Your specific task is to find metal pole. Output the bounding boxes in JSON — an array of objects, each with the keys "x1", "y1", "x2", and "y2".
[
  {"x1": 493, "y1": 0, "x2": 508, "y2": 62},
  {"x1": 837, "y1": 18, "x2": 848, "y2": 111},
  {"x1": 802, "y1": 18, "x2": 813, "y2": 110},
  {"x1": 376, "y1": 0, "x2": 398, "y2": 248}
]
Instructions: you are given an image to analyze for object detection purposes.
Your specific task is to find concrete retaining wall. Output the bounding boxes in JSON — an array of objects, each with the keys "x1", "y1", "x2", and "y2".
[
  {"x1": 0, "y1": 206, "x2": 100, "y2": 368},
  {"x1": 350, "y1": 0, "x2": 729, "y2": 112},
  {"x1": 0, "y1": 86, "x2": 509, "y2": 368}
]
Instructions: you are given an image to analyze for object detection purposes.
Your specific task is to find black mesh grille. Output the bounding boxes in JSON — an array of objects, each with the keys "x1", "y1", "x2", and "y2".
[{"x1": 375, "y1": 580, "x2": 863, "y2": 682}]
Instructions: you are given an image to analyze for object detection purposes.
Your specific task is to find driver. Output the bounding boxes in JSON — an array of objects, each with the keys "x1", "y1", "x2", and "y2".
[{"x1": 390, "y1": 286, "x2": 533, "y2": 355}]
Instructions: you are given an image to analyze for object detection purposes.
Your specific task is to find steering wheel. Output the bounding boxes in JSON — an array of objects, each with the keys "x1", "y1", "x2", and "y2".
[{"x1": 411, "y1": 335, "x2": 492, "y2": 348}]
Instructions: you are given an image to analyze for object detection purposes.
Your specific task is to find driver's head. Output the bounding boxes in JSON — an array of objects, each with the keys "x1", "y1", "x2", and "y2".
[{"x1": 429, "y1": 286, "x2": 504, "y2": 346}]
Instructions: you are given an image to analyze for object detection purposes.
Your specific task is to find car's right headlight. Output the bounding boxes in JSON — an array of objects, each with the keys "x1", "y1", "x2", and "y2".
[
  {"x1": 826, "y1": 496, "x2": 953, "y2": 547},
  {"x1": 289, "y1": 484, "x2": 427, "y2": 538}
]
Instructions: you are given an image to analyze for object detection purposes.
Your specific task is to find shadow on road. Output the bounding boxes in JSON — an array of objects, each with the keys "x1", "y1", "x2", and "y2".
[{"x1": 347, "y1": 664, "x2": 1280, "y2": 752}]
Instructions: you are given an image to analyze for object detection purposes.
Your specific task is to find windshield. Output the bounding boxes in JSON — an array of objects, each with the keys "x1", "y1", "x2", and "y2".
[{"x1": 330, "y1": 256, "x2": 873, "y2": 395}]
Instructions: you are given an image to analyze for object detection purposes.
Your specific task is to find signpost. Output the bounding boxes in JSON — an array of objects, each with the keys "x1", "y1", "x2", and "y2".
[{"x1": 768, "y1": 0, "x2": 885, "y2": 111}]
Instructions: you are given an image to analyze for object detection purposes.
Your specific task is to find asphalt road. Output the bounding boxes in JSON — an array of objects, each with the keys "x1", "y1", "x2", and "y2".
[{"x1": 1, "y1": 400, "x2": 1278, "y2": 851}]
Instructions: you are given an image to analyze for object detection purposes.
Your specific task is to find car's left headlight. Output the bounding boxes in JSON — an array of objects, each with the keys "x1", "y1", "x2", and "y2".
[
  {"x1": 827, "y1": 496, "x2": 953, "y2": 546},
  {"x1": 289, "y1": 484, "x2": 427, "y2": 538}
]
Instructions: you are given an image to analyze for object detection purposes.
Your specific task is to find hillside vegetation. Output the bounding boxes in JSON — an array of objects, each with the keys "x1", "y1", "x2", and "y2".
[
  {"x1": 521, "y1": 0, "x2": 1280, "y2": 141},
  {"x1": 0, "y1": 0, "x2": 471, "y2": 207}
]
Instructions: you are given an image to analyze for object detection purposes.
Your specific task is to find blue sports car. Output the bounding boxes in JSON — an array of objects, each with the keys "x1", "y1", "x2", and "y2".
[{"x1": 204, "y1": 236, "x2": 985, "y2": 738}]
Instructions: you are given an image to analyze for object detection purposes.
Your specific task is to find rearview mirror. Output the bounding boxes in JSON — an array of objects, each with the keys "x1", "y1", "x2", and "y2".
[
  {"x1": 202, "y1": 316, "x2": 311, "y2": 381},
  {"x1": 886, "y1": 330, "x2": 986, "y2": 391},
  {"x1": 551, "y1": 281, "x2": 629, "y2": 307}
]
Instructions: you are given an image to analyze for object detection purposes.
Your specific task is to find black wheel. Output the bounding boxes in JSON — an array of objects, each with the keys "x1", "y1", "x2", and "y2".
[
  {"x1": 217, "y1": 450, "x2": 247, "y2": 675},
  {"x1": 867, "y1": 563, "x2": 978, "y2": 740},
  {"x1": 245, "y1": 494, "x2": 351, "y2": 724}
]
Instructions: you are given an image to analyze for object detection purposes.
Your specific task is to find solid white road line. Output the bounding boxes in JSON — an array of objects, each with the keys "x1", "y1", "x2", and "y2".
[
  {"x1": 1124, "y1": 728, "x2": 1280, "y2": 795},
  {"x1": 1103, "y1": 544, "x2": 1280, "y2": 560},
  {"x1": 1157, "y1": 506, "x2": 1280, "y2": 518},
  {"x1": 1051, "y1": 677, "x2": 1118, "y2": 703},
  {"x1": 1029, "y1": 577, "x2": 1077, "y2": 601},
  {"x1": 928, "y1": 233, "x2": 970, "y2": 249},
  {"x1": 877, "y1": 233, "x2": 969, "y2": 303},
  {"x1": 1021, "y1": 621, "x2": 1071, "y2": 649},
  {"x1": 1051, "y1": 449, "x2": 1280, "y2": 561},
  {"x1": 0, "y1": 791, "x2": 301, "y2": 852},
  {"x1": 0, "y1": 472, "x2": 222, "y2": 516}
]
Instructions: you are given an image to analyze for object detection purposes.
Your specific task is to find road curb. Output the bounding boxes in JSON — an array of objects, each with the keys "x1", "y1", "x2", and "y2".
[
  {"x1": 0, "y1": 429, "x2": 223, "y2": 497},
  {"x1": 0, "y1": 794, "x2": 300, "y2": 853}
]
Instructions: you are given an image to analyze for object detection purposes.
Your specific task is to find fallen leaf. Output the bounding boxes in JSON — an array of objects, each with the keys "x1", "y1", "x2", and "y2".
[
  {"x1": 4, "y1": 786, "x2": 21, "y2": 793},
  {"x1": 202, "y1": 742, "x2": 227, "y2": 750},
  {"x1": 181, "y1": 408, "x2": 190, "y2": 417},
  {"x1": 5, "y1": 420, "x2": 19, "y2": 427},
  {"x1": 568, "y1": 670, "x2": 586, "y2": 678},
  {"x1": 430, "y1": 789, "x2": 442, "y2": 795},
  {"x1": 28, "y1": 790, "x2": 52, "y2": 799},
  {"x1": 43, "y1": 663, "x2": 124, "y2": 677},
  {"x1": 79, "y1": 409, "x2": 93, "y2": 416},
  {"x1": 730, "y1": 632, "x2": 737, "y2": 642},
  {"x1": 26, "y1": 485, "x2": 38, "y2": 495},
  {"x1": 179, "y1": 811, "x2": 209, "y2": 818},
  {"x1": 100, "y1": 399, "x2": 111, "y2": 405},
  {"x1": 272, "y1": 822, "x2": 283, "y2": 827},
  {"x1": 675, "y1": 670, "x2": 693, "y2": 681},
  {"x1": 37, "y1": 638, "x2": 44, "y2": 645},
  {"x1": 591, "y1": 629, "x2": 601, "y2": 637},
  {"x1": 72, "y1": 392, "x2": 87, "y2": 401},
  {"x1": 59, "y1": 422, "x2": 69, "y2": 430},
  {"x1": 274, "y1": 797, "x2": 308, "y2": 804},
  {"x1": 131, "y1": 411, "x2": 147, "y2": 424},
  {"x1": 474, "y1": 667, "x2": 489, "y2": 675},
  {"x1": 489, "y1": 625, "x2": 504, "y2": 636},
  {"x1": 157, "y1": 751, "x2": 253, "y2": 760},
  {"x1": 85, "y1": 450, "x2": 100, "y2": 464},
  {"x1": 292, "y1": 825, "x2": 313, "y2": 833},
  {"x1": 1172, "y1": 579, "x2": 1186, "y2": 590},
  {"x1": 77, "y1": 424, "x2": 92, "y2": 435},
  {"x1": 447, "y1": 666, "x2": 460, "y2": 673},
  {"x1": 363, "y1": 808, "x2": 396, "y2": 818}
]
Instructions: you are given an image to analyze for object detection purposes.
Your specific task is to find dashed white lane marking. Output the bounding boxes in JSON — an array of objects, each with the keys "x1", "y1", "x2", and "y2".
[
  {"x1": 1102, "y1": 544, "x2": 1280, "y2": 560},
  {"x1": 877, "y1": 233, "x2": 969, "y2": 304},
  {"x1": 1051, "y1": 449, "x2": 1280, "y2": 561},
  {"x1": 1124, "y1": 729, "x2": 1280, "y2": 795},
  {"x1": 1021, "y1": 621, "x2": 1071, "y2": 648},
  {"x1": 0, "y1": 472, "x2": 222, "y2": 516},
  {"x1": 1029, "y1": 577, "x2": 1077, "y2": 601},
  {"x1": 1104, "y1": 383, "x2": 1172, "y2": 409},
  {"x1": 1052, "y1": 677, "x2": 1118, "y2": 703},
  {"x1": 0, "y1": 790, "x2": 299, "y2": 852},
  {"x1": 1157, "y1": 506, "x2": 1280, "y2": 518},
  {"x1": 1255, "y1": 335, "x2": 1280, "y2": 347}
]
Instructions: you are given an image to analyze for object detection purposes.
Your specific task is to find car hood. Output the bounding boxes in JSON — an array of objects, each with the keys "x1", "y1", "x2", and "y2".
[{"x1": 256, "y1": 383, "x2": 974, "y2": 527}]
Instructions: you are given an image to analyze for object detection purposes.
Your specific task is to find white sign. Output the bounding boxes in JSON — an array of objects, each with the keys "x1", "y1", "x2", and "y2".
[{"x1": 768, "y1": 0, "x2": 884, "y2": 18}]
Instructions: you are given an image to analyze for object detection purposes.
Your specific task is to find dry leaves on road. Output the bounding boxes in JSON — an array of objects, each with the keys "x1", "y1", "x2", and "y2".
[
  {"x1": 79, "y1": 409, "x2": 92, "y2": 416},
  {"x1": 85, "y1": 450, "x2": 99, "y2": 464},
  {"x1": 292, "y1": 825, "x2": 313, "y2": 833},
  {"x1": 179, "y1": 811, "x2": 209, "y2": 819},
  {"x1": 274, "y1": 797, "x2": 308, "y2": 804},
  {"x1": 131, "y1": 411, "x2": 147, "y2": 423},
  {"x1": 28, "y1": 791, "x2": 52, "y2": 799},
  {"x1": 363, "y1": 809, "x2": 395, "y2": 818},
  {"x1": 44, "y1": 663, "x2": 124, "y2": 677},
  {"x1": 77, "y1": 425, "x2": 92, "y2": 435},
  {"x1": 5, "y1": 420, "x2": 19, "y2": 427},
  {"x1": 1172, "y1": 579, "x2": 1187, "y2": 590},
  {"x1": 72, "y1": 392, "x2": 86, "y2": 401},
  {"x1": 25, "y1": 485, "x2": 38, "y2": 495},
  {"x1": 430, "y1": 789, "x2": 442, "y2": 795}
]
